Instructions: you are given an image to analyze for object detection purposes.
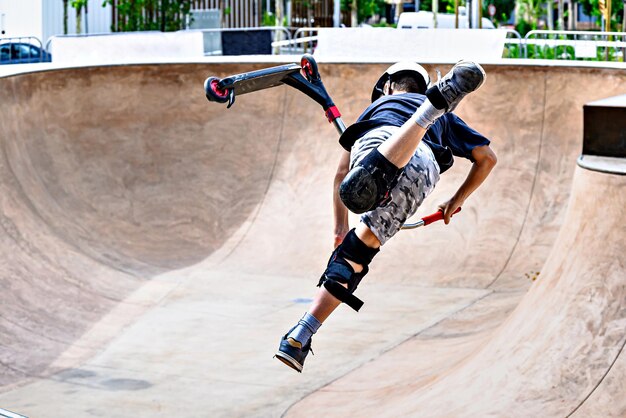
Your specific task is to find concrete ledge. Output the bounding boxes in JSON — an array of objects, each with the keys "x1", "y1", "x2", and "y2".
[
  {"x1": 2, "y1": 55, "x2": 626, "y2": 81},
  {"x1": 577, "y1": 155, "x2": 626, "y2": 175},
  {"x1": 314, "y1": 28, "x2": 508, "y2": 62},
  {"x1": 48, "y1": 31, "x2": 204, "y2": 65}
]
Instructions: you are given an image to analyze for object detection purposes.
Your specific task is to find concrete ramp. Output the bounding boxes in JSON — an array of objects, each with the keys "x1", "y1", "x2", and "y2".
[
  {"x1": 290, "y1": 166, "x2": 625, "y2": 417},
  {"x1": 0, "y1": 62, "x2": 624, "y2": 417}
]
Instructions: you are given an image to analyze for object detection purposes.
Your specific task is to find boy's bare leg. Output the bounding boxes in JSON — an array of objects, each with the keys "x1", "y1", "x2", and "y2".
[
  {"x1": 275, "y1": 225, "x2": 380, "y2": 371},
  {"x1": 339, "y1": 61, "x2": 486, "y2": 216},
  {"x1": 377, "y1": 60, "x2": 487, "y2": 169},
  {"x1": 276, "y1": 62, "x2": 486, "y2": 371},
  {"x1": 308, "y1": 224, "x2": 380, "y2": 323},
  {"x1": 289, "y1": 59, "x2": 489, "y2": 336},
  {"x1": 376, "y1": 118, "x2": 427, "y2": 168}
]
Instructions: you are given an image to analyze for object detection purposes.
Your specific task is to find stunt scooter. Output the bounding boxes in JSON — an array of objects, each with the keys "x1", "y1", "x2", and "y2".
[{"x1": 204, "y1": 54, "x2": 460, "y2": 228}]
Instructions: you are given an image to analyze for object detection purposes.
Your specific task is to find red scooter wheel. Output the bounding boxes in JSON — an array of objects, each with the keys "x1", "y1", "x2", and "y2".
[
  {"x1": 204, "y1": 77, "x2": 230, "y2": 103},
  {"x1": 300, "y1": 54, "x2": 320, "y2": 82}
]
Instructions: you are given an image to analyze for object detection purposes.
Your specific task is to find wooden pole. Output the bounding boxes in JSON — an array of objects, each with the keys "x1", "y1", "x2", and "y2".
[
  {"x1": 606, "y1": 0, "x2": 613, "y2": 61},
  {"x1": 455, "y1": 0, "x2": 459, "y2": 28},
  {"x1": 161, "y1": 0, "x2": 167, "y2": 31},
  {"x1": 622, "y1": 0, "x2": 625, "y2": 62},
  {"x1": 63, "y1": 0, "x2": 69, "y2": 34},
  {"x1": 598, "y1": 0, "x2": 611, "y2": 61},
  {"x1": 351, "y1": 0, "x2": 357, "y2": 26}
]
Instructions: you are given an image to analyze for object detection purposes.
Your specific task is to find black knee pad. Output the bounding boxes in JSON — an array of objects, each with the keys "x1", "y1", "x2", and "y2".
[
  {"x1": 317, "y1": 229, "x2": 380, "y2": 311},
  {"x1": 339, "y1": 149, "x2": 401, "y2": 214}
]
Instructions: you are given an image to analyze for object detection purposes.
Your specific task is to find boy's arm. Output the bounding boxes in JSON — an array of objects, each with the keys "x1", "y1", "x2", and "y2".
[
  {"x1": 333, "y1": 150, "x2": 351, "y2": 247},
  {"x1": 439, "y1": 145, "x2": 497, "y2": 224}
]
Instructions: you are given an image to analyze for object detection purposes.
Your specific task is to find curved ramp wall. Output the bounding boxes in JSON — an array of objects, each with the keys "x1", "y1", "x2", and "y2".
[
  {"x1": 290, "y1": 166, "x2": 626, "y2": 417},
  {"x1": 0, "y1": 61, "x2": 623, "y2": 417},
  {"x1": 0, "y1": 63, "x2": 287, "y2": 388}
]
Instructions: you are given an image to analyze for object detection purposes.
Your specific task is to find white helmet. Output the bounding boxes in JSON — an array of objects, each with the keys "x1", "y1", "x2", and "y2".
[{"x1": 371, "y1": 62, "x2": 430, "y2": 102}]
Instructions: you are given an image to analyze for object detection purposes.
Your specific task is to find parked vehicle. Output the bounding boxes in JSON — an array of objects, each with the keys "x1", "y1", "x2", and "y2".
[
  {"x1": 397, "y1": 11, "x2": 495, "y2": 29},
  {"x1": 0, "y1": 42, "x2": 52, "y2": 64}
]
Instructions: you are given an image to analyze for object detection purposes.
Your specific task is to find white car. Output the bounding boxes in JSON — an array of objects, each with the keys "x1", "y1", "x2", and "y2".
[{"x1": 397, "y1": 10, "x2": 495, "y2": 29}]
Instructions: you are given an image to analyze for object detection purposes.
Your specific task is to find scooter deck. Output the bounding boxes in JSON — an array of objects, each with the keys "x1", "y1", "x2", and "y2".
[{"x1": 219, "y1": 64, "x2": 301, "y2": 96}]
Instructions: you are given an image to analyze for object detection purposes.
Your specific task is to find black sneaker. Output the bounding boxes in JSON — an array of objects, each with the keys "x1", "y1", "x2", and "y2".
[
  {"x1": 274, "y1": 332, "x2": 313, "y2": 373},
  {"x1": 427, "y1": 60, "x2": 486, "y2": 113}
]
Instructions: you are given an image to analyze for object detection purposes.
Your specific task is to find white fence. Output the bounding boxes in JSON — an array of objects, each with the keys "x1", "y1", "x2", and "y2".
[{"x1": 8, "y1": 28, "x2": 626, "y2": 63}]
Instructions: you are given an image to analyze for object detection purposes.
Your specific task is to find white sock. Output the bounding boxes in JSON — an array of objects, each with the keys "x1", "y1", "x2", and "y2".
[
  {"x1": 287, "y1": 312, "x2": 322, "y2": 345},
  {"x1": 413, "y1": 99, "x2": 445, "y2": 129}
]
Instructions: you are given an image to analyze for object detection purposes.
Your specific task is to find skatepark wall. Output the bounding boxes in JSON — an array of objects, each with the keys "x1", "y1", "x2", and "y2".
[
  {"x1": 47, "y1": 31, "x2": 205, "y2": 65},
  {"x1": 313, "y1": 28, "x2": 508, "y2": 62},
  {"x1": 44, "y1": 28, "x2": 507, "y2": 65},
  {"x1": 0, "y1": 59, "x2": 624, "y2": 416}
]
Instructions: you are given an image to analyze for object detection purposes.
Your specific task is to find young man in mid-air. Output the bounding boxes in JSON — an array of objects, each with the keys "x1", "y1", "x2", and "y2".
[{"x1": 275, "y1": 60, "x2": 497, "y2": 372}]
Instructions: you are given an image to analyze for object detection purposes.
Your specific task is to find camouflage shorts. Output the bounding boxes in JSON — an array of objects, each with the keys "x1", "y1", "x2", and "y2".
[{"x1": 350, "y1": 126, "x2": 440, "y2": 246}]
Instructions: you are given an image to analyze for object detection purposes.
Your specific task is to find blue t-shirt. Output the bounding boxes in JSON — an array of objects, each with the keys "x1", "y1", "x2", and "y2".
[{"x1": 339, "y1": 93, "x2": 490, "y2": 173}]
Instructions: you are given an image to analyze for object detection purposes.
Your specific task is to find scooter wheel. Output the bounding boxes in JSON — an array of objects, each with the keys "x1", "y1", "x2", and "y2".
[
  {"x1": 300, "y1": 54, "x2": 320, "y2": 82},
  {"x1": 204, "y1": 77, "x2": 230, "y2": 103}
]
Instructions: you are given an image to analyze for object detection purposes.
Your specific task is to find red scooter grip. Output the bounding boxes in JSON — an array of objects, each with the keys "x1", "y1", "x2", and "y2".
[{"x1": 422, "y1": 207, "x2": 462, "y2": 226}]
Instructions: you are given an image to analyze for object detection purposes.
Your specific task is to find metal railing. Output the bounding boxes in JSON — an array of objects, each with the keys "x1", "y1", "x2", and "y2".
[
  {"x1": 292, "y1": 28, "x2": 320, "y2": 53},
  {"x1": 287, "y1": 27, "x2": 626, "y2": 62},
  {"x1": 0, "y1": 36, "x2": 48, "y2": 64},
  {"x1": 37, "y1": 27, "x2": 626, "y2": 62},
  {"x1": 502, "y1": 29, "x2": 523, "y2": 59},
  {"x1": 523, "y1": 30, "x2": 626, "y2": 61},
  {"x1": 289, "y1": 28, "x2": 528, "y2": 60},
  {"x1": 46, "y1": 28, "x2": 294, "y2": 57}
]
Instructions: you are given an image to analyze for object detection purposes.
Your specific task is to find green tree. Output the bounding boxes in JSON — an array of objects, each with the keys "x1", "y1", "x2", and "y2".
[
  {"x1": 483, "y1": 0, "x2": 516, "y2": 26},
  {"x1": 71, "y1": 0, "x2": 87, "y2": 33},
  {"x1": 419, "y1": 0, "x2": 452, "y2": 13},
  {"x1": 161, "y1": 0, "x2": 193, "y2": 30},
  {"x1": 341, "y1": 0, "x2": 387, "y2": 24},
  {"x1": 578, "y1": 0, "x2": 623, "y2": 30},
  {"x1": 421, "y1": 0, "x2": 514, "y2": 27},
  {"x1": 101, "y1": 0, "x2": 192, "y2": 32},
  {"x1": 515, "y1": 0, "x2": 543, "y2": 34}
]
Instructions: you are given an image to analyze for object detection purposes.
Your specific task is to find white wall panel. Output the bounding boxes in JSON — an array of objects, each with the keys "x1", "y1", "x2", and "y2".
[
  {"x1": 0, "y1": 0, "x2": 42, "y2": 40},
  {"x1": 42, "y1": 0, "x2": 111, "y2": 45}
]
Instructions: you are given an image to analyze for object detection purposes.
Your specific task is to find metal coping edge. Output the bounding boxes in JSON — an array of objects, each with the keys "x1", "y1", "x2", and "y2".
[
  {"x1": 577, "y1": 154, "x2": 626, "y2": 175},
  {"x1": 0, "y1": 408, "x2": 28, "y2": 418}
]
